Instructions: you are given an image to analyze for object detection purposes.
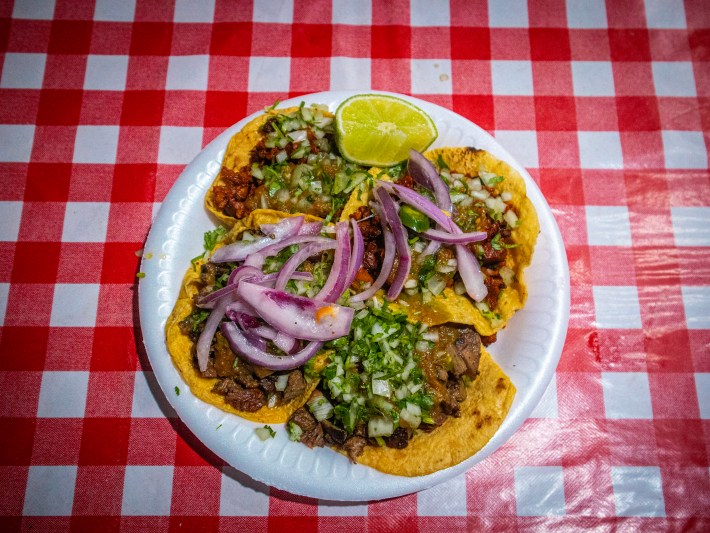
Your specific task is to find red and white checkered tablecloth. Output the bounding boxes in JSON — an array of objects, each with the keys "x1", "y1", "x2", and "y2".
[{"x1": 1, "y1": 0, "x2": 709, "y2": 530}]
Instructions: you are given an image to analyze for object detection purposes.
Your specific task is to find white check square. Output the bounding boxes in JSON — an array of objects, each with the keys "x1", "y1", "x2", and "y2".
[
  {"x1": 50, "y1": 283, "x2": 100, "y2": 327},
  {"x1": 253, "y1": 0, "x2": 293, "y2": 23},
  {"x1": 602, "y1": 372, "x2": 653, "y2": 419},
  {"x1": 0, "y1": 201, "x2": 23, "y2": 241},
  {"x1": 174, "y1": 0, "x2": 215, "y2": 22},
  {"x1": 662, "y1": 131, "x2": 708, "y2": 169},
  {"x1": 1, "y1": 53, "x2": 46, "y2": 88},
  {"x1": 73, "y1": 126, "x2": 119, "y2": 164},
  {"x1": 695, "y1": 373, "x2": 710, "y2": 419},
  {"x1": 220, "y1": 467, "x2": 270, "y2": 516},
  {"x1": 94, "y1": 0, "x2": 135, "y2": 21},
  {"x1": 23, "y1": 466, "x2": 77, "y2": 516},
  {"x1": 131, "y1": 371, "x2": 177, "y2": 418},
  {"x1": 122, "y1": 466, "x2": 174, "y2": 516},
  {"x1": 571, "y1": 61, "x2": 615, "y2": 97},
  {"x1": 62, "y1": 202, "x2": 110, "y2": 243},
  {"x1": 652, "y1": 62, "x2": 696, "y2": 97},
  {"x1": 332, "y1": 0, "x2": 371, "y2": 25},
  {"x1": 611, "y1": 466, "x2": 666, "y2": 517},
  {"x1": 37, "y1": 371, "x2": 90, "y2": 418},
  {"x1": 681, "y1": 286, "x2": 710, "y2": 330},
  {"x1": 158, "y1": 126, "x2": 203, "y2": 164},
  {"x1": 0, "y1": 125, "x2": 35, "y2": 162},
  {"x1": 411, "y1": 0, "x2": 450, "y2": 26},
  {"x1": 514, "y1": 466, "x2": 566, "y2": 516},
  {"x1": 13, "y1": 0, "x2": 55, "y2": 20},
  {"x1": 330, "y1": 57, "x2": 371, "y2": 91},
  {"x1": 593, "y1": 286, "x2": 642, "y2": 329},
  {"x1": 578, "y1": 132, "x2": 623, "y2": 169},
  {"x1": 645, "y1": 0, "x2": 686, "y2": 29},
  {"x1": 411, "y1": 59, "x2": 452, "y2": 95},
  {"x1": 489, "y1": 0, "x2": 528, "y2": 28},
  {"x1": 318, "y1": 500, "x2": 369, "y2": 516},
  {"x1": 84, "y1": 55, "x2": 129, "y2": 91},
  {"x1": 417, "y1": 472, "x2": 467, "y2": 516},
  {"x1": 585, "y1": 206, "x2": 632, "y2": 246},
  {"x1": 491, "y1": 61, "x2": 533, "y2": 96},
  {"x1": 0, "y1": 283, "x2": 8, "y2": 326},
  {"x1": 248, "y1": 56, "x2": 291, "y2": 92},
  {"x1": 671, "y1": 207, "x2": 710, "y2": 247},
  {"x1": 166, "y1": 55, "x2": 209, "y2": 91},
  {"x1": 567, "y1": 0, "x2": 607, "y2": 28},
  {"x1": 494, "y1": 131, "x2": 539, "y2": 168}
]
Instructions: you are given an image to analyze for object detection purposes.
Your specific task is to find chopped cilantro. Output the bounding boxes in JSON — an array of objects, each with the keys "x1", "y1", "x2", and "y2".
[
  {"x1": 191, "y1": 253, "x2": 205, "y2": 270},
  {"x1": 491, "y1": 233, "x2": 519, "y2": 251},
  {"x1": 216, "y1": 423, "x2": 222, "y2": 430},
  {"x1": 136, "y1": 272, "x2": 145, "y2": 279},
  {"x1": 204, "y1": 226, "x2": 227, "y2": 252},
  {"x1": 487, "y1": 175, "x2": 504, "y2": 186},
  {"x1": 265, "y1": 99, "x2": 281, "y2": 111},
  {"x1": 175, "y1": 386, "x2": 180, "y2": 396}
]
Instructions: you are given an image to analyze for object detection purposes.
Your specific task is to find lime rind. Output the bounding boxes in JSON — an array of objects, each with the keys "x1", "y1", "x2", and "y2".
[{"x1": 335, "y1": 94, "x2": 438, "y2": 167}]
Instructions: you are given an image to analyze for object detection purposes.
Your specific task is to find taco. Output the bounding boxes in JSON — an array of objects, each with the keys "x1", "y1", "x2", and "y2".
[
  {"x1": 343, "y1": 147, "x2": 539, "y2": 339},
  {"x1": 206, "y1": 103, "x2": 370, "y2": 228},
  {"x1": 165, "y1": 210, "x2": 329, "y2": 423}
]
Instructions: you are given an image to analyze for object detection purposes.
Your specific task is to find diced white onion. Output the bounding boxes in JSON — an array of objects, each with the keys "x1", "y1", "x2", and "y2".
[
  {"x1": 307, "y1": 395, "x2": 334, "y2": 421},
  {"x1": 471, "y1": 189, "x2": 490, "y2": 200},
  {"x1": 399, "y1": 407, "x2": 421, "y2": 429},
  {"x1": 454, "y1": 281, "x2": 467, "y2": 295},
  {"x1": 427, "y1": 274, "x2": 447, "y2": 296},
  {"x1": 288, "y1": 130, "x2": 308, "y2": 143},
  {"x1": 485, "y1": 196, "x2": 506, "y2": 213},
  {"x1": 275, "y1": 374, "x2": 289, "y2": 392},
  {"x1": 415, "y1": 340, "x2": 431, "y2": 352},
  {"x1": 255, "y1": 426, "x2": 274, "y2": 440},
  {"x1": 501, "y1": 191, "x2": 513, "y2": 202},
  {"x1": 422, "y1": 331, "x2": 439, "y2": 342},
  {"x1": 500, "y1": 266, "x2": 515, "y2": 286},
  {"x1": 372, "y1": 378, "x2": 391, "y2": 397},
  {"x1": 275, "y1": 150, "x2": 287, "y2": 163},
  {"x1": 504, "y1": 209, "x2": 519, "y2": 228},
  {"x1": 368, "y1": 416, "x2": 394, "y2": 437},
  {"x1": 404, "y1": 279, "x2": 418, "y2": 289},
  {"x1": 467, "y1": 177, "x2": 482, "y2": 191}
]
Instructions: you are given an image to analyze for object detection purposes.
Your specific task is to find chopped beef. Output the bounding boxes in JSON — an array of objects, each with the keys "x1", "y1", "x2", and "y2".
[
  {"x1": 212, "y1": 379, "x2": 266, "y2": 412},
  {"x1": 362, "y1": 241, "x2": 383, "y2": 277},
  {"x1": 289, "y1": 407, "x2": 324, "y2": 448},
  {"x1": 419, "y1": 409, "x2": 447, "y2": 432},
  {"x1": 252, "y1": 366, "x2": 274, "y2": 379},
  {"x1": 211, "y1": 166, "x2": 255, "y2": 220},
  {"x1": 200, "y1": 359, "x2": 217, "y2": 379},
  {"x1": 453, "y1": 327, "x2": 482, "y2": 376},
  {"x1": 259, "y1": 376, "x2": 277, "y2": 395},
  {"x1": 396, "y1": 173, "x2": 414, "y2": 189},
  {"x1": 447, "y1": 379, "x2": 467, "y2": 403},
  {"x1": 350, "y1": 207, "x2": 384, "y2": 278},
  {"x1": 384, "y1": 427, "x2": 411, "y2": 449},
  {"x1": 321, "y1": 420, "x2": 348, "y2": 446},
  {"x1": 450, "y1": 352, "x2": 468, "y2": 377},
  {"x1": 436, "y1": 367, "x2": 448, "y2": 382},
  {"x1": 440, "y1": 396, "x2": 461, "y2": 417},
  {"x1": 483, "y1": 275, "x2": 506, "y2": 309},
  {"x1": 232, "y1": 363, "x2": 261, "y2": 389},
  {"x1": 342, "y1": 436, "x2": 367, "y2": 462},
  {"x1": 212, "y1": 333, "x2": 238, "y2": 377},
  {"x1": 282, "y1": 370, "x2": 307, "y2": 402}
]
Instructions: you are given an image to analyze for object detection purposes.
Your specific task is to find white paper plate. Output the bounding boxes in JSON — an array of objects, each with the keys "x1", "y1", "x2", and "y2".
[{"x1": 138, "y1": 91, "x2": 570, "y2": 501}]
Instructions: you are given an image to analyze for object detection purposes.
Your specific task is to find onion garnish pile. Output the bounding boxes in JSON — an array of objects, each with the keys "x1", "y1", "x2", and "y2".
[{"x1": 195, "y1": 150, "x2": 490, "y2": 373}]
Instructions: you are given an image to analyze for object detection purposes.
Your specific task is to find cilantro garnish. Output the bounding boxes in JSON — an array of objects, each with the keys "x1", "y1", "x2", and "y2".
[
  {"x1": 491, "y1": 233, "x2": 519, "y2": 251},
  {"x1": 204, "y1": 227, "x2": 227, "y2": 252},
  {"x1": 175, "y1": 386, "x2": 180, "y2": 396}
]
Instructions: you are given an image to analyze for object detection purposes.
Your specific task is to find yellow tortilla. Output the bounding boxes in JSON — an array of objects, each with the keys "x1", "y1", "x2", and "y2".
[
  {"x1": 356, "y1": 347, "x2": 515, "y2": 476},
  {"x1": 205, "y1": 106, "x2": 336, "y2": 228},
  {"x1": 165, "y1": 211, "x2": 324, "y2": 423}
]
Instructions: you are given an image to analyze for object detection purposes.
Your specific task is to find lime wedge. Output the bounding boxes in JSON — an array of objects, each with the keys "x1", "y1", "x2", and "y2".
[{"x1": 335, "y1": 94, "x2": 438, "y2": 167}]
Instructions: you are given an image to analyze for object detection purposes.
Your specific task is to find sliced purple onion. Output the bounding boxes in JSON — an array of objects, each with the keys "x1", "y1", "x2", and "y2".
[
  {"x1": 298, "y1": 222, "x2": 324, "y2": 235},
  {"x1": 454, "y1": 244, "x2": 487, "y2": 302},
  {"x1": 275, "y1": 241, "x2": 336, "y2": 291},
  {"x1": 378, "y1": 182, "x2": 453, "y2": 230},
  {"x1": 350, "y1": 204, "x2": 396, "y2": 303},
  {"x1": 343, "y1": 218, "x2": 364, "y2": 291},
  {"x1": 221, "y1": 321, "x2": 323, "y2": 371},
  {"x1": 227, "y1": 265, "x2": 264, "y2": 286},
  {"x1": 408, "y1": 149, "x2": 452, "y2": 212},
  {"x1": 237, "y1": 281, "x2": 354, "y2": 341},
  {"x1": 274, "y1": 331, "x2": 298, "y2": 353},
  {"x1": 375, "y1": 188, "x2": 411, "y2": 301},
  {"x1": 315, "y1": 221, "x2": 351, "y2": 303},
  {"x1": 196, "y1": 296, "x2": 233, "y2": 372},
  {"x1": 198, "y1": 266, "x2": 264, "y2": 309},
  {"x1": 244, "y1": 235, "x2": 331, "y2": 269},
  {"x1": 259, "y1": 215, "x2": 304, "y2": 240},
  {"x1": 419, "y1": 239, "x2": 441, "y2": 261},
  {"x1": 210, "y1": 236, "x2": 272, "y2": 263},
  {"x1": 422, "y1": 228, "x2": 487, "y2": 244}
]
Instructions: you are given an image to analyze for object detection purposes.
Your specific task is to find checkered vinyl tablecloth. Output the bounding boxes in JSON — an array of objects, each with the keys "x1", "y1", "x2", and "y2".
[{"x1": 1, "y1": 0, "x2": 709, "y2": 530}]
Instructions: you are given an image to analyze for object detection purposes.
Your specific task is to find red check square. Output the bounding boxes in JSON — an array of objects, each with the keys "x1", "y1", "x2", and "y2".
[
  {"x1": 163, "y1": 92, "x2": 206, "y2": 126},
  {"x1": 0, "y1": 91, "x2": 40, "y2": 124},
  {"x1": 84, "y1": 372, "x2": 135, "y2": 417},
  {"x1": 170, "y1": 23, "x2": 211, "y2": 55},
  {"x1": 250, "y1": 23, "x2": 292, "y2": 56},
  {"x1": 617, "y1": 97, "x2": 661, "y2": 131},
  {"x1": 101, "y1": 242, "x2": 142, "y2": 284},
  {"x1": 331, "y1": 25, "x2": 371, "y2": 57},
  {"x1": 91, "y1": 327, "x2": 138, "y2": 372},
  {"x1": 490, "y1": 28, "x2": 530, "y2": 60},
  {"x1": 451, "y1": 27, "x2": 490, "y2": 60},
  {"x1": 11, "y1": 242, "x2": 61, "y2": 283},
  {"x1": 530, "y1": 28, "x2": 571, "y2": 61},
  {"x1": 43, "y1": 55, "x2": 87, "y2": 90},
  {"x1": 535, "y1": 96, "x2": 577, "y2": 131},
  {"x1": 116, "y1": 127, "x2": 161, "y2": 164},
  {"x1": 79, "y1": 418, "x2": 131, "y2": 465},
  {"x1": 609, "y1": 29, "x2": 651, "y2": 61},
  {"x1": 452, "y1": 95, "x2": 494, "y2": 131},
  {"x1": 569, "y1": 29, "x2": 611, "y2": 60},
  {"x1": 36, "y1": 89, "x2": 83, "y2": 126},
  {"x1": 575, "y1": 98, "x2": 618, "y2": 130},
  {"x1": 31, "y1": 126, "x2": 77, "y2": 163},
  {"x1": 0, "y1": 418, "x2": 35, "y2": 465},
  {"x1": 204, "y1": 91, "x2": 248, "y2": 128},
  {"x1": 210, "y1": 22, "x2": 252, "y2": 56},
  {"x1": 0, "y1": 327, "x2": 48, "y2": 371},
  {"x1": 171, "y1": 466, "x2": 222, "y2": 516},
  {"x1": 127, "y1": 419, "x2": 177, "y2": 465},
  {"x1": 121, "y1": 91, "x2": 166, "y2": 126},
  {"x1": 174, "y1": 421, "x2": 224, "y2": 467},
  {"x1": 0, "y1": 243, "x2": 16, "y2": 282},
  {"x1": 411, "y1": 27, "x2": 451, "y2": 59},
  {"x1": 48, "y1": 20, "x2": 93, "y2": 54},
  {"x1": 25, "y1": 163, "x2": 71, "y2": 202},
  {"x1": 111, "y1": 164, "x2": 156, "y2": 203},
  {"x1": 6, "y1": 20, "x2": 51, "y2": 53},
  {"x1": 532, "y1": 61, "x2": 574, "y2": 95},
  {"x1": 129, "y1": 22, "x2": 173, "y2": 55},
  {"x1": 371, "y1": 26, "x2": 411, "y2": 59},
  {"x1": 80, "y1": 93, "x2": 124, "y2": 126},
  {"x1": 90, "y1": 22, "x2": 132, "y2": 54},
  {"x1": 45, "y1": 327, "x2": 94, "y2": 370},
  {"x1": 494, "y1": 96, "x2": 535, "y2": 129},
  {"x1": 72, "y1": 466, "x2": 124, "y2": 516},
  {"x1": 291, "y1": 24, "x2": 333, "y2": 58}
]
